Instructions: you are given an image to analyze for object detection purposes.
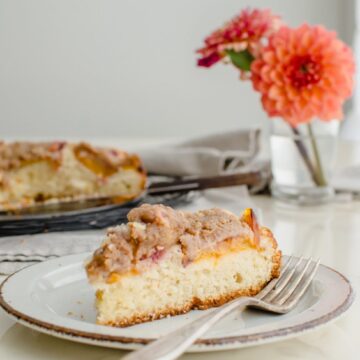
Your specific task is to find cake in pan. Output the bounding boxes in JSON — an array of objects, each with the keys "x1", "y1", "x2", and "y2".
[{"x1": 0, "y1": 141, "x2": 146, "y2": 210}]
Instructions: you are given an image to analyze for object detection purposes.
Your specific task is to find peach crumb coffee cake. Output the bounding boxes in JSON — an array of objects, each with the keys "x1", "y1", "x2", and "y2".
[
  {"x1": 86, "y1": 204, "x2": 281, "y2": 327},
  {"x1": 0, "y1": 141, "x2": 146, "y2": 210}
]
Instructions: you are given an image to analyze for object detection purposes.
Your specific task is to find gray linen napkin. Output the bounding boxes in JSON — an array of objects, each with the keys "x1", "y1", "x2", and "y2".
[
  {"x1": 0, "y1": 186, "x2": 256, "y2": 275},
  {"x1": 138, "y1": 128, "x2": 264, "y2": 176}
]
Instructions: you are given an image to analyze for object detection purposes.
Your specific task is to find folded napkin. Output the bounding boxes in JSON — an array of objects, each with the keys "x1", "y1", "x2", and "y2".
[
  {"x1": 0, "y1": 186, "x2": 256, "y2": 275},
  {"x1": 138, "y1": 128, "x2": 264, "y2": 176}
]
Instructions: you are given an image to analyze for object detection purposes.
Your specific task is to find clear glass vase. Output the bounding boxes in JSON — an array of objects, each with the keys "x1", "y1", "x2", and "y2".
[{"x1": 270, "y1": 119, "x2": 339, "y2": 205}]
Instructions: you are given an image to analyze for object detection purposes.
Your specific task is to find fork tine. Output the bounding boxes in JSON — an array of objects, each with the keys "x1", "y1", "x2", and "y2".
[
  {"x1": 272, "y1": 257, "x2": 314, "y2": 305},
  {"x1": 282, "y1": 259, "x2": 320, "y2": 310},
  {"x1": 255, "y1": 256, "x2": 293, "y2": 299},
  {"x1": 260, "y1": 256, "x2": 303, "y2": 301}
]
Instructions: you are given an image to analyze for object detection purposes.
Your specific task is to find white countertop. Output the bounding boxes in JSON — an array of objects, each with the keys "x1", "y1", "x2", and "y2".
[{"x1": 0, "y1": 195, "x2": 359, "y2": 360}]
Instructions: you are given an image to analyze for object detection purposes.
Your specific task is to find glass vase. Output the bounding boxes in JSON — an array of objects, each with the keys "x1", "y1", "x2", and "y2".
[{"x1": 270, "y1": 119, "x2": 339, "y2": 205}]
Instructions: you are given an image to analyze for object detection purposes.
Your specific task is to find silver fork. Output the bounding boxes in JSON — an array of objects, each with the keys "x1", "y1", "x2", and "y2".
[{"x1": 122, "y1": 256, "x2": 320, "y2": 360}]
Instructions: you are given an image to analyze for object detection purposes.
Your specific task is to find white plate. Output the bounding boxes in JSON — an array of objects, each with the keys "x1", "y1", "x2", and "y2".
[{"x1": 0, "y1": 253, "x2": 354, "y2": 352}]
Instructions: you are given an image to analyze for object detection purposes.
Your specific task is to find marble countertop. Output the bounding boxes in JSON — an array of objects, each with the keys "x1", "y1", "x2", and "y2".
[{"x1": 0, "y1": 194, "x2": 359, "y2": 359}]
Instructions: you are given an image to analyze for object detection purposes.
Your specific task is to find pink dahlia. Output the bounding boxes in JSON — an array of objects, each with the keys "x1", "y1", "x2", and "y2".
[
  {"x1": 251, "y1": 24, "x2": 355, "y2": 126},
  {"x1": 197, "y1": 8, "x2": 281, "y2": 68}
]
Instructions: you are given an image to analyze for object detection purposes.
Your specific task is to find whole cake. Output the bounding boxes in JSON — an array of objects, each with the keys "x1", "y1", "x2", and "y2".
[
  {"x1": 0, "y1": 141, "x2": 146, "y2": 210},
  {"x1": 86, "y1": 204, "x2": 281, "y2": 327}
]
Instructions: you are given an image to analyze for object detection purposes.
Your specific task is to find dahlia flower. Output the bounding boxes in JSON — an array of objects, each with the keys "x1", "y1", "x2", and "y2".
[
  {"x1": 197, "y1": 8, "x2": 281, "y2": 69},
  {"x1": 251, "y1": 24, "x2": 355, "y2": 126}
]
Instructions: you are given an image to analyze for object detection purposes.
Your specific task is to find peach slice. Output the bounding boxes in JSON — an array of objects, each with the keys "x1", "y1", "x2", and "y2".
[{"x1": 241, "y1": 208, "x2": 260, "y2": 246}]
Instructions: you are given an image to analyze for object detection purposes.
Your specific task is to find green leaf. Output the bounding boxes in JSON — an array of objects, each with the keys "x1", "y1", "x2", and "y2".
[{"x1": 226, "y1": 49, "x2": 254, "y2": 71}]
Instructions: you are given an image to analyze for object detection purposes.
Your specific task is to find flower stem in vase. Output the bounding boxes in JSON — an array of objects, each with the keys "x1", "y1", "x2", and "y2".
[
  {"x1": 307, "y1": 123, "x2": 327, "y2": 186},
  {"x1": 290, "y1": 126, "x2": 322, "y2": 186}
]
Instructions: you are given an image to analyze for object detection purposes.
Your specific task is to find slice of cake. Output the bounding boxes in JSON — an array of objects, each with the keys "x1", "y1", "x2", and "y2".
[
  {"x1": 0, "y1": 141, "x2": 146, "y2": 210},
  {"x1": 86, "y1": 204, "x2": 281, "y2": 327}
]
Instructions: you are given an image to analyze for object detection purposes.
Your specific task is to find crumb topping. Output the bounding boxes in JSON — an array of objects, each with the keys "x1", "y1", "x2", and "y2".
[
  {"x1": 0, "y1": 141, "x2": 141, "y2": 172},
  {"x1": 86, "y1": 204, "x2": 256, "y2": 281},
  {"x1": 0, "y1": 141, "x2": 65, "y2": 170}
]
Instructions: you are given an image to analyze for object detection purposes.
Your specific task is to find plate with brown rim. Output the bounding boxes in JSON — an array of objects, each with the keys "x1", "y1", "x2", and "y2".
[{"x1": 0, "y1": 254, "x2": 354, "y2": 352}]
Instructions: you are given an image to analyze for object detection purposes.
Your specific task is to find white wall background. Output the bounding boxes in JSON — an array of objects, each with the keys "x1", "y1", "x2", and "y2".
[{"x1": 0, "y1": 0, "x2": 353, "y2": 139}]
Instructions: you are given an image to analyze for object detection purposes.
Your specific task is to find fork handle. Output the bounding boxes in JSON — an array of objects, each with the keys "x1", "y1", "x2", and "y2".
[{"x1": 122, "y1": 297, "x2": 254, "y2": 360}]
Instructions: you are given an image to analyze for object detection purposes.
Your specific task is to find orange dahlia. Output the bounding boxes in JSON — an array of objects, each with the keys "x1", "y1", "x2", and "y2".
[
  {"x1": 251, "y1": 24, "x2": 355, "y2": 126},
  {"x1": 197, "y1": 8, "x2": 281, "y2": 68}
]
